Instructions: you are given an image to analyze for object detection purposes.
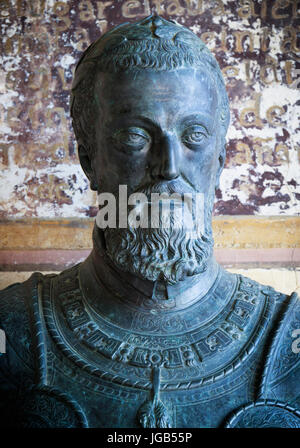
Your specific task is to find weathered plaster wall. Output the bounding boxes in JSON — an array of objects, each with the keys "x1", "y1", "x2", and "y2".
[{"x1": 0, "y1": 0, "x2": 299, "y2": 219}]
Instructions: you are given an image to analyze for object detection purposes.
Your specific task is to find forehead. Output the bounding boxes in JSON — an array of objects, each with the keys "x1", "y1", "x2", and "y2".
[{"x1": 94, "y1": 68, "x2": 219, "y2": 127}]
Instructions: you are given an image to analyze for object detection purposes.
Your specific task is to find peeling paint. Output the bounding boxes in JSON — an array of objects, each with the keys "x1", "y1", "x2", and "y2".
[{"x1": 0, "y1": 0, "x2": 299, "y2": 218}]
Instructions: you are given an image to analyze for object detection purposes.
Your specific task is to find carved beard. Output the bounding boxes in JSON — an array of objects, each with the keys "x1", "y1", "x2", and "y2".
[{"x1": 104, "y1": 181, "x2": 214, "y2": 285}]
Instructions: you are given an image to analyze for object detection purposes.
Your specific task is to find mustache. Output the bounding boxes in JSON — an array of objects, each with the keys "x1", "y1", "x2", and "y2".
[{"x1": 133, "y1": 179, "x2": 196, "y2": 199}]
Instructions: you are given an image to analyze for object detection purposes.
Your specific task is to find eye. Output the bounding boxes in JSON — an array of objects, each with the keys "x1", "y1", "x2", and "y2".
[
  {"x1": 182, "y1": 126, "x2": 208, "y2": 148},
  {"x1": 113, "y1": 127, "x2": 151, "y2": 152}
]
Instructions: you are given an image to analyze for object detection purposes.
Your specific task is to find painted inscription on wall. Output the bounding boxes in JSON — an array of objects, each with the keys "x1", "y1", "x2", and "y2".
[{"x1": 0, "y1": 0, "x2": 299, "y2": 218}]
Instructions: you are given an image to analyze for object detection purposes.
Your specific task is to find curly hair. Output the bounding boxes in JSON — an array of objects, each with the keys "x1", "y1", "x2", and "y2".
[{"x1": 70, "y1": 15, "x2": 230, "y2": 158}]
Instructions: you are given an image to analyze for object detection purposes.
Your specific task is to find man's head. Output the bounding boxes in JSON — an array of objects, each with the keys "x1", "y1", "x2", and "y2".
[{"x1": 70, "y1": 15, "x2": 230, "y2": 284}]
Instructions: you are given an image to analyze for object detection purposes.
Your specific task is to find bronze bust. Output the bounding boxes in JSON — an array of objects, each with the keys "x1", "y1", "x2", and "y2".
[{"x1": 0, "y1": 16, "x2": 300, "y2": 428}]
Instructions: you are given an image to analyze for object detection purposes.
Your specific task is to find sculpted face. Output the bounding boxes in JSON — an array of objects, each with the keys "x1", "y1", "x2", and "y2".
[
  {"x1": 91, "y1": 68, "x2": 222, "y2": 206},
  {"x1": 83, "y1": 67, "x2": 224, "y2": 284}
]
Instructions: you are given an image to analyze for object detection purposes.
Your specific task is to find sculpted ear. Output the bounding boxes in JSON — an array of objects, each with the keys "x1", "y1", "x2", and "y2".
[
  {"x1": 215, "y1": 141, "x2": 226, "y2": 190},
  {"x1": 78, "y1": 145, "x2": 98, "y2": 191}
]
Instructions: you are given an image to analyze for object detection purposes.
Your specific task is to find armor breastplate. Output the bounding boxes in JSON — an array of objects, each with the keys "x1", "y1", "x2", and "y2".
[{"x1": 1, "y1": 263, "x2": 300, "y2": 428}]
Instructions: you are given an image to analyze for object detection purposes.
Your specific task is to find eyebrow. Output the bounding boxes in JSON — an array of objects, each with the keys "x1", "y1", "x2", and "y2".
[
  {"x1": 109, "y1": 112, "x2": 162, "y2": 130},
  {"x1": 109, "y1": 111, "x2": 215, "y2": 134}
]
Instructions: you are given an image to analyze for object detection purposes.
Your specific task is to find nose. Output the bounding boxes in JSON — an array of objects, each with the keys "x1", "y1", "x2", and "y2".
[{"x1": 151, "y1": 134, "x2": 180, "y2": 180}]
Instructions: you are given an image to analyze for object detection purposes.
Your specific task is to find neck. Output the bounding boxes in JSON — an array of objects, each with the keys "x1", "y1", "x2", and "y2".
[{"x1": 80, "y1": 225, "x2": 220, "y2": 312}]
